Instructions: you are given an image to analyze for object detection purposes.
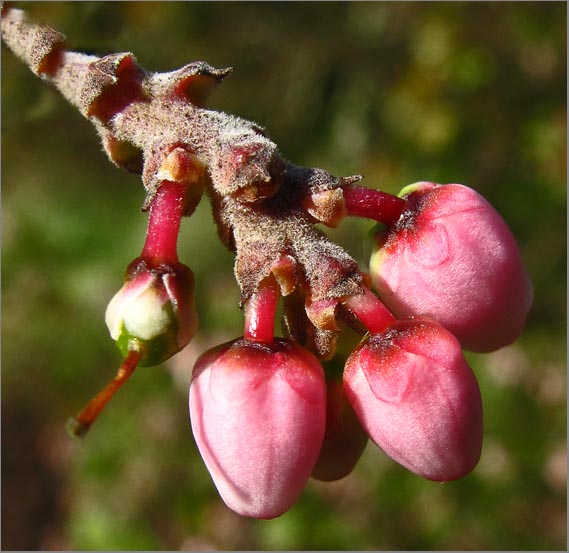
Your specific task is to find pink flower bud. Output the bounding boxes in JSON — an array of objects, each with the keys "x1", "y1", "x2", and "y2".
[
  {"x1": 370, "y1": 182, "x2": 533, "y2": 352},
  {"x1": 343, "y1": 318, "x2": 483, "y2": 482},
  {"x1": 311, "y1": 379, "x2": 368, "y2": 482},
  {"x1": 189, "y1": 338, "x2": 326, "y2": 519},
  {"x1": 105, "y1": 257, "x2": 197, "y2": 366}
]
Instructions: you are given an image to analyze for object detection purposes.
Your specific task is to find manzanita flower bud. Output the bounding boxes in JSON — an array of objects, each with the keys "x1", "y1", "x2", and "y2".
[
  {"x1": 189, "y1": 337, "x2": 326, "y2": 519},
  {"x1": 105, "y1": 257, "x2": 197, "y2": 366},
  {"x1": 311, "y1": 378, "x2": 368, "y2": 482},
  {"x1": 343, "y1": 318, "x2": 483, "y2": 482},
  {"x1": 370, "y1": 182, "x2": 533, "y2": 352}
]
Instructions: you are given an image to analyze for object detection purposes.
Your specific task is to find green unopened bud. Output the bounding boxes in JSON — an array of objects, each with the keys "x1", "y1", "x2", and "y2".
[{"x1": 105, "y1": 257, "x2": 198, "y2": 366}]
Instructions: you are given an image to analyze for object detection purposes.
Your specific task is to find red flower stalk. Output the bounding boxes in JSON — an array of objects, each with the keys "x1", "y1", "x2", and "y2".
[
  {"x1": 68, "y1": 179, "x2": 198, "y2": 436},
  {"x1": 341, "y1": 287, "x2": 483, "y2": 481},
  {"x1": 189, "y1": 278, "x2": 327, "y2": 518},
  {"x1": 342, "y1": 185, "x2": 406, "y2": 226}
]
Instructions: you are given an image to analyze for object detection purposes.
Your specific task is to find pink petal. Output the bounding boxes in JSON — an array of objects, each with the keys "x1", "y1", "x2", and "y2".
[
  {"x1": 371, "y1": 183, "x2": 533, "y2": 352},
  {"x1": 344, "y1": 319, "x2": 483, "y2": 481},
  {"x1": 189, "y1": 338, "x2": 326, "y2": 519}
]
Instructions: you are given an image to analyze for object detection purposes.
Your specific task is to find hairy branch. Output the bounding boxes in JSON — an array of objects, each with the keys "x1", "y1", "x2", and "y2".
[{"x1": 1, "y1": 3, "x2": 369, "y2": 358}]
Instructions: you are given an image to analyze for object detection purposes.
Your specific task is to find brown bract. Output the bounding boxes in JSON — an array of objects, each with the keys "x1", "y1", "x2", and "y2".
[{"x1": 1, "y1": 4, "x2": 368, "y2": 359}]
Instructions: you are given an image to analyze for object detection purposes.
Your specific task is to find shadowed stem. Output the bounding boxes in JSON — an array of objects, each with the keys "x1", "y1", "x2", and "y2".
[
  {"x1": 66, "y1": 349, "x2": 142, "y2": 437},
  {"x1": 141, "y1": 181, "x2": 186, "y2": 265},
  {"x1": 342, "y1": 186, "x2": 406, "y2": 225},
  {"x1": 244, "y1": 276, "x2": 280, "y2": 344},
  {"x1": 343, "y1": 287, "x2": 396, "y2": 335}
]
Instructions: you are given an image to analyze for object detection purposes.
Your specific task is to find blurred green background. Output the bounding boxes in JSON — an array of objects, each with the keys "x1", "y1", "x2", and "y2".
[{"x1": 2, "y1": 2, "x2": 566, "y2": 550}]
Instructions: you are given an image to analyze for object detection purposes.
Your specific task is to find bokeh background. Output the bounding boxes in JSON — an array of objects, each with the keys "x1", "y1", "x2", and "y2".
[{"x1": 2, "y1": 2, "x2": 566, "y2": 550}]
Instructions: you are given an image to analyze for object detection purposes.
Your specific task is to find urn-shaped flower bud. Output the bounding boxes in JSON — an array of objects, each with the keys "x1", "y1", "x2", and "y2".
[
  {"x1": 311, "y1": 378, "x2": 368, "y2": 482},
  {"x1": 189, "y1": 337, "x2": 326, "y2": 519},
  {"x1": 370, "y1": 182, "x2": 533, "y2": 352},
  {"x1": 343, "y1": 318, "x2": 483, "y2": 481},
  {"x1": 105, "y1": 257, "x2": 197, "y2": 366}
]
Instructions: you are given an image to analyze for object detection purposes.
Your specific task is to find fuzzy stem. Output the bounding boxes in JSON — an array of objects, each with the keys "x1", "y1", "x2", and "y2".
[
  {"x1": 343, "y1": 287, "x2": 396, "y2": 335},
  {"x1": 342, "y1": 186, "x2": 406, "y2": 225},
  {"x1": 66, "y1": 349, "x2": 142, "y2": 437},
  {"x1": 244, "y1": 277, "x2": 280, "y2": 344},
  {"x1": 141, "y1": 181, "x2": 186, "y2": 265}
]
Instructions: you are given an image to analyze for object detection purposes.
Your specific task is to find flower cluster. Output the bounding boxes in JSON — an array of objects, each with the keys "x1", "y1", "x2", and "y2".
[
  {"x1": 187, "y1": 181, "x2": 532, "y2": 518},
  {"x1": 3, "y1": 5, "x2": 533, "y2": 521}
]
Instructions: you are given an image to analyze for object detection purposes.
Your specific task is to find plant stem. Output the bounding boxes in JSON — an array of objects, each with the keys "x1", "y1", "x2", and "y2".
[
  {"x1": 342, "y1": 186, "x2": 406, "y2": 225},
  {"x1": 67, "y1": 349, "x2": 142, "y2": 437},
  {"x1": 141, "y1": 181, "x2": 186, "y2": 265},
  {"x1": 342, "y1": 287, "x2": 396, "y2": 335},
  {"x1": 244, "y1": 276, "x2": 280, "y2": 344}
]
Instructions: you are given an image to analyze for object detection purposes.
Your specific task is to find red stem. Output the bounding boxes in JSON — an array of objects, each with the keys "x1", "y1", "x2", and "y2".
[
  {"x1": 141, "y1": 181, "x2": 186, "y2": 264},
  {"x1": 343, "y1": 287, "x2": 396, "y2": 334},
  {"x1": 342, "y1": 186, "x2": 406, "y2": 225},
  {"x1": 244, "y1": 277, "x2": 280, "y2": 344},
  {"x1": 67, "y1": 349, "x2": 142, "y2": 437}
]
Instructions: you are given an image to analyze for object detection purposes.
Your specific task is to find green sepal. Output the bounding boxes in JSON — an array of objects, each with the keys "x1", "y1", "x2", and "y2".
[
  {"x1": 397, "y1": 181, "x2": 436, "y2": 199},
  {"x1": 115, "y1": 322, "x2": 180, "y2": 367},
  {"x1": 115, "y1": 292, "x2": 185, "y2": 366}
]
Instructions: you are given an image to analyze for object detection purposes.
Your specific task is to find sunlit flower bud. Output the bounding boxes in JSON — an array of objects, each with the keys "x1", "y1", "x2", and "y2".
[
  {"x1": 370, "y1": 182, "x2": 533, "y2": 352},
  {"x1": 105, "y1": 257, "x2": 197, "y2": 366},
  {"x1": 189, "y1": 337, "x2": 326, "y2": 519},
  {"x1": 344, "y1": 318, "x2": 483, "y2": 481}
]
